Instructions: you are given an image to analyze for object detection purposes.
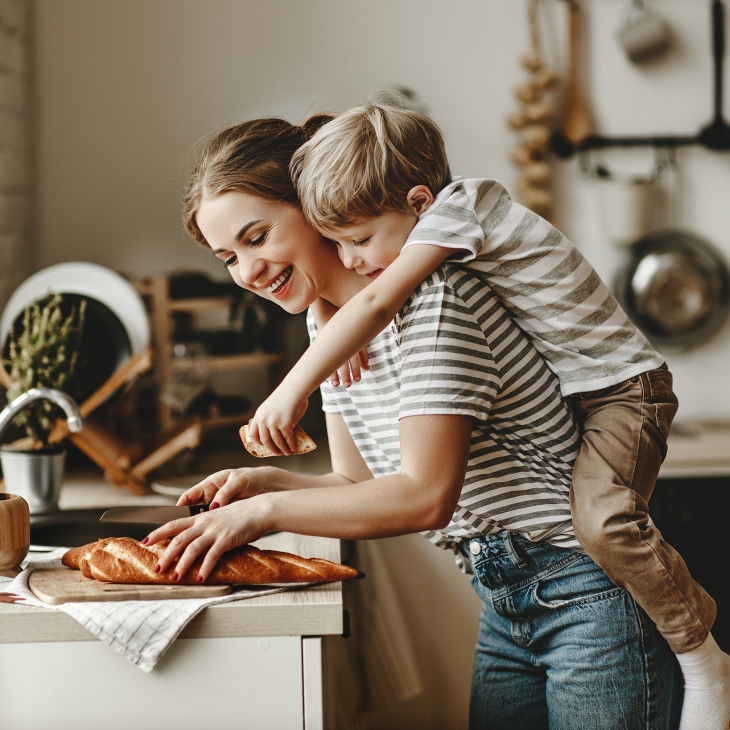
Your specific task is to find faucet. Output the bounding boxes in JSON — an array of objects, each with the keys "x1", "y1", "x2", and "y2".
[{"x1": 0, "y1": 388, "x2": 85, "y2": 441}]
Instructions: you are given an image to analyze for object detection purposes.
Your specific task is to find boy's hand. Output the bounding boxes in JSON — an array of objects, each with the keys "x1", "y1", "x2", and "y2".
[
  {"x1": 247, "y1": 384, "x2": 309, "y2": 456},
  {"x1": 330, "y1": 348, "x2": 370, "y2": 388}
]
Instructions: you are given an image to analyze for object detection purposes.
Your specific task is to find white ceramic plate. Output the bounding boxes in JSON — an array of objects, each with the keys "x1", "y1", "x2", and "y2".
[
  {"x1": 151, "y1": 474, "x2": 210, "y2": 496},
  {"x1": 0, "y1": 262, "x2": 149, "y2": 355}
]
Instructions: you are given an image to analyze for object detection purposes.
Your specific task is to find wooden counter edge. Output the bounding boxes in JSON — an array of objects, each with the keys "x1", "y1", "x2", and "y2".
[{"x1": 0, "y1": 589, "x2": 343, "y2": 644}]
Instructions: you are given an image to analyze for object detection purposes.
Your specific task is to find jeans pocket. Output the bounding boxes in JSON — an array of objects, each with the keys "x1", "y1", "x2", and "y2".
[
  {"x1": 470, "y1": 575, "x2": 490, "y2": 603},
  {"x1": 653, "y1": 403, "x2": 675, "y2": 442},
  {"x1": 531, "y1": 579, "x2": 626, "y2": 611}
]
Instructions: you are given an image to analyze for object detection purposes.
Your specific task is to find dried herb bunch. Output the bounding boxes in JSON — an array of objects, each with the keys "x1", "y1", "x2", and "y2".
[{"x1": 3, "y1": 295, "x2": 86, "y2": 449}]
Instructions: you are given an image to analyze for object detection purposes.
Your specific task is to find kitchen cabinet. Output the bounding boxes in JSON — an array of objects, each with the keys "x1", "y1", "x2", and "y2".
[
  {"x1": 0, "y1": 532, "x2": 343, "y2": 730},
  {"x1": 655, "y1": 423, "x2": 730, "y2": 651}
]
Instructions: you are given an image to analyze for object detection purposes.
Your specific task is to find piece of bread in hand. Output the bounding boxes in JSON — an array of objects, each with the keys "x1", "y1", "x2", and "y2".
[
  {"x1": 240, "y1": 423, "x2": 317, "y2": 458},
  {"x1": 79, "y1": 537, "x2": 362, "y2": 585}
]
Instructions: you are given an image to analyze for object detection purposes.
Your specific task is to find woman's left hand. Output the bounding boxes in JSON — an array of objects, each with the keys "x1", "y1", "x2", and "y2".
[{"x1": 143, "y1": 498, "x2": 272, "y2": 583}]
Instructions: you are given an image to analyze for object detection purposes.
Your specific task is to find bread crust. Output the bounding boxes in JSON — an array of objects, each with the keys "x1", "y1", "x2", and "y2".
[
  {"x1": 62, "y1": 539, "x2": 112, "y2": 575},
  {"x1": 240, "y1": 423, "x2": 317, "y2": 458},
  {"x1": 65, "y1": 538, "x2": 363, "y2": 585},
  {"x1": 61, "y1": 544, "x2": 87, "y2": 570}
]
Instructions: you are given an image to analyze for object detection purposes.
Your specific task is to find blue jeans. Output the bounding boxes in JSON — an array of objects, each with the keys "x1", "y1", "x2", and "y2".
[{"x1": 467, "y1": 532, "x2": 682, "y2": 730}]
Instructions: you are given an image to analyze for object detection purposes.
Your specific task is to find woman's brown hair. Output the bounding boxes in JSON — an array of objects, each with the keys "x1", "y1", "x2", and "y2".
[{"x1": 183, "y1": 114, "x2": 333, "y2": 247}]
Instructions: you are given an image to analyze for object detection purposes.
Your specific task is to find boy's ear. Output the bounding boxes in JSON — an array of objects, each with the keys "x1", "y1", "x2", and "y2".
[{"x1": 406, "y1": 185, "x2": 434, "y2": 216}]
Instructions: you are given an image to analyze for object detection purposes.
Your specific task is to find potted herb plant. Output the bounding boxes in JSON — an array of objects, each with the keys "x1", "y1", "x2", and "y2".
[{"x1": 1, "y1": 295, "x2": 86, "y2": 511}]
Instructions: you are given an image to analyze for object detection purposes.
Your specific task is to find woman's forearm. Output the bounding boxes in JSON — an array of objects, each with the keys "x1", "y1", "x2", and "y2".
[
  {"x1": 259, "y1": 465, "x2": 355, "y2": 492},
  {"x1": 258, "y1": 471, "x2": 453, "y2": 540}
]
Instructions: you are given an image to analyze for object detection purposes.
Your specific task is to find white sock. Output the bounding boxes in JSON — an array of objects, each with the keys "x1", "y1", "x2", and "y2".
[{"x1": 676, "y1": 633, "x2": 730, "y2": 730}]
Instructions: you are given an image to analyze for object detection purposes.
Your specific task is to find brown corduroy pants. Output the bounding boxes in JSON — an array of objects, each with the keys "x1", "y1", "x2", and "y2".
[{"x1": 567, "y1": 364, "x2": 716, "y2": 654}]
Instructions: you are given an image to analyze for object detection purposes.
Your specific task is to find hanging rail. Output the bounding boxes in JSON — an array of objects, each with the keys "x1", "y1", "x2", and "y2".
[{"x1": 551, "y1": 0, "x2": 730, "y2": 157}]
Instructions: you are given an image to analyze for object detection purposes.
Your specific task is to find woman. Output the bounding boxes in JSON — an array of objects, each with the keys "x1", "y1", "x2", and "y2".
[{"x1": 146, "y1": 118, "x2": 681, "y2": 729}]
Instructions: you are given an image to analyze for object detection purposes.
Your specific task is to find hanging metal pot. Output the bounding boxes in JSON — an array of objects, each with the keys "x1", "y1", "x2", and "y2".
[{"x1": 616, "y1": 229, "x2": 730, "y2": 352}]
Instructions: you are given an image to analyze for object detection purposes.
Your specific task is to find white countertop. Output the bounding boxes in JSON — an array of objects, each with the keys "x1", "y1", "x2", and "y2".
[
  {"x1": 0, "y1": 448, "x2": 346, "y2": 644},
  {"x1": 661, "y1": 421, "x2": 730, "y2": 478},
  {"x1": 0, "y1": 531, "x2": 344, "y2": 644}
]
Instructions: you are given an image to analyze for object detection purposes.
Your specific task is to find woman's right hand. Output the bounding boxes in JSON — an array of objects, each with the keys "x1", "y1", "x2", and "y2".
[{"x1": 177, "y1": 467, "x2": 270, "y2": 510}]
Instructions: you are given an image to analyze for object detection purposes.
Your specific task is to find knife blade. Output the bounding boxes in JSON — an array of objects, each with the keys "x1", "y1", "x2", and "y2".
[{"x1": 99, "y1": 504, "x2": 209, "y2": 525}]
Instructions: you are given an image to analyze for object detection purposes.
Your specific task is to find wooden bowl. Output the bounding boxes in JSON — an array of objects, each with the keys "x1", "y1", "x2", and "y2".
[{"x1": 0, "y1": 493, "x2": 30, "y2": 569}]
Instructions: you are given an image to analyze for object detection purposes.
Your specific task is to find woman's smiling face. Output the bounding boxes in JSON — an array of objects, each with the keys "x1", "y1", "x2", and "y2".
[{"x1": 197, "y1": 191, "x2": 340, "y2": 313}]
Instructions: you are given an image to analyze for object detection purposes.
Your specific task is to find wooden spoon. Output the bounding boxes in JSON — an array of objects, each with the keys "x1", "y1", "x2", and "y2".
[{"x1": 561, "y1": 0, "x2": 591, "y2": 146}]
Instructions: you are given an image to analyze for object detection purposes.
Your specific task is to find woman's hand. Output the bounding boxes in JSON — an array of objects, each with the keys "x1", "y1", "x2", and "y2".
[
  {"x1": 177, "y1": 467, "x2": 271, "y2": 510},
  {"x1": 143, "y1": 497, "x2": 272, "y2": 582},
  {"x1": 247, "y1": 385, "x2": 309, "y2": 455}
]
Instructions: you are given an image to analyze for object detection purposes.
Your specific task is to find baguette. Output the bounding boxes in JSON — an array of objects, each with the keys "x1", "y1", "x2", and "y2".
[
  {"x1": 61, "y1": 544, "x2": 88, "y2": 570},
  {"x1": 65, "y1": 538, "x2": 363, "y2": 585},
  {"x1": 62, "y1": 538, "x2": 112, "y2": 574},
  {"x1": 240, "y1": 423, "x2": 316, "y2": 458}
]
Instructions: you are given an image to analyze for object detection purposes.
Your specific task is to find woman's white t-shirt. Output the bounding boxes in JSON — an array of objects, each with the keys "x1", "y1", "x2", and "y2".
[{"x1": 310, "y1": 264, "x2": 582, "y2": 551}]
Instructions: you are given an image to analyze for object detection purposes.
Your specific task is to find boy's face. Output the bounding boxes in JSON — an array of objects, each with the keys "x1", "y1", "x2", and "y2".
[{"x1": 324, "y1": 210, "x2": 419, "y2": 280}]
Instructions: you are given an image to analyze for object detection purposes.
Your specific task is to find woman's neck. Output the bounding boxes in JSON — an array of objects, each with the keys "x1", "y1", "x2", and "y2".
[{"x1": 319, "y1": 266, "x2": 370, "y2": 309}]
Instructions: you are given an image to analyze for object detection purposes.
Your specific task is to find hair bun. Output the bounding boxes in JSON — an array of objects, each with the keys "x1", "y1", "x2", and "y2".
[{"x1": 300, "y1": 113, "x2": 335, "y2": 141}]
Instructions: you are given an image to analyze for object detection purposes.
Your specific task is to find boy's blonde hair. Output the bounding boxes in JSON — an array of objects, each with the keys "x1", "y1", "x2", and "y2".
[{"x1": 291, "y1": 104, "x2": 451, "y2": 230}]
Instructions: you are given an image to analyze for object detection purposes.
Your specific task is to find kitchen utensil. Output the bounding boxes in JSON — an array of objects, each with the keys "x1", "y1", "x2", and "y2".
[
  {"x1": 562, "y1": 0, "x2": 591, "y2": 146},
  {"x1": 617, "y1": 229, "x2": 730, "y2": 352},
  {"x1": 0, "y1": 493, "x2": 30, "y2": 569},
  {"x1": 99, "y1": 504, "x2": 210, "y2": 525},
  {"x1": 699, "y1": 0, "x2": 730, "y2": 150},
  {"x1": 29, "y1": 567, "x2": 229, "y2": 603},
  {"x1": 30, "y1": 508, "x2": 155, "y2": 545},
  {"x1": 0, "y1": 447, "x2": 66, "y2": 514},
  {"x1": 616, "y1": 0, "x2": 671, "y2": 64}
]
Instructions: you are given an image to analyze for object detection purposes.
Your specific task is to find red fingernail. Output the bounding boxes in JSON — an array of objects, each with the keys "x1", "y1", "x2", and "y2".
[
  {"x1": 172, "y1": 572, "x2": 179, "y2": 581},
  {"x1": 210, "y1": 502, "x2": 220, "y2": 510},
  {"x1": 196, "y1": 576, "x2": 203, "y2": 584},
  {"x1": 154, "y1": 564, "x2": 161, "y2": 573},
  {"x1": 141, "y1": 537, "x2": 149, "y2": 544}
]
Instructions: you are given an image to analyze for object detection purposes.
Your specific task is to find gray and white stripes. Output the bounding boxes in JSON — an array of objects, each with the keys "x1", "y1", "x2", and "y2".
[
  {"x1": 310, "y1": 265, "x2": 582, "y2": 551},
  {"x1": 404, "y1": 178, "x2": 663, "y2": 395}
]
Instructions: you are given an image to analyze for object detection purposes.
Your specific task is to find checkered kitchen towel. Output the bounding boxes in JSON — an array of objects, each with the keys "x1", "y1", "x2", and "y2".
[{"x1": 0, "y1": 549, "x2": 292, "y2": 672}]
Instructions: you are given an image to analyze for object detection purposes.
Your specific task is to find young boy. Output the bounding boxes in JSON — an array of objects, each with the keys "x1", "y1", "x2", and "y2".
[{"x1": 247, "y1": 104, "x2": 730, "y2": 729}]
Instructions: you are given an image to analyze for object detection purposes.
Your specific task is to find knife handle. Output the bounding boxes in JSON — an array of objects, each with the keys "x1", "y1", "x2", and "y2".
[{"x1": 189, "y1": 504, "x2": 210, "y2": 515}]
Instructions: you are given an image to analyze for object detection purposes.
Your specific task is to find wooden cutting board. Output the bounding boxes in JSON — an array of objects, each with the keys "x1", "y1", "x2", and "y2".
[{"x1": 29, "y1": 568, "x2": 231, "y2": 604}]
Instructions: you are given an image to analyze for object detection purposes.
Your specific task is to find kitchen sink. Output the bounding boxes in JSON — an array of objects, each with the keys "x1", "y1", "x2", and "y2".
[{"x1": 30, "y1": 509, "x2": 152, "y2": 547}]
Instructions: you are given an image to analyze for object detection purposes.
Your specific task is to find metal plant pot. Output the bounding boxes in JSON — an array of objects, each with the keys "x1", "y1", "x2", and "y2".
[{"x1": 0, "y1": 447, "x2": 66, "y2": 514}]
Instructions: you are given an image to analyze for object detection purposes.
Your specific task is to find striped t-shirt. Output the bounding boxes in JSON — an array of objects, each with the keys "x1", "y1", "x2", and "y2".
[
  {"x1": 404, "y1": 178, "x2": 664, "y2": 395},
  {"x1": 311, "y1": 264, "x2": 582, "y2": 551}
]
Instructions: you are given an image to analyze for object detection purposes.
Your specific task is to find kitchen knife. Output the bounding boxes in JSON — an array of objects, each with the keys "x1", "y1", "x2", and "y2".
[{"x1": 99, "y1": 504, "x2": 210, "y2": 525}]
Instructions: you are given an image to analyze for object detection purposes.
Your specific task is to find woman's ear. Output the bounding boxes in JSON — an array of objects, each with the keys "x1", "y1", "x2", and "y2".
[{"x1": 406, "y1": 185, "x2": 434, "y2": 216}]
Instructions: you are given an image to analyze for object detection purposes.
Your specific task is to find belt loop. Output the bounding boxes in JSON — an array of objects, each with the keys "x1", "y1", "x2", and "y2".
[{"x1": 504, "y1": 531, "x2": 527, "y2": 568}]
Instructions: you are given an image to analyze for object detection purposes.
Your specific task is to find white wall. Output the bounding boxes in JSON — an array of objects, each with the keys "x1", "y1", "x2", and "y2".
[
  {"x1": 32, "y1": 0, "x2": 730, "y2": 422},
  {"x1": 540, "y1": 0, "x2": 730, "y2": 423},
  {"x1": 30, "y1": 1, "x2": 730, "y2": 727},
  {"x1": 0, "y1": 0, "x2": 32, "y2": 311}
]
